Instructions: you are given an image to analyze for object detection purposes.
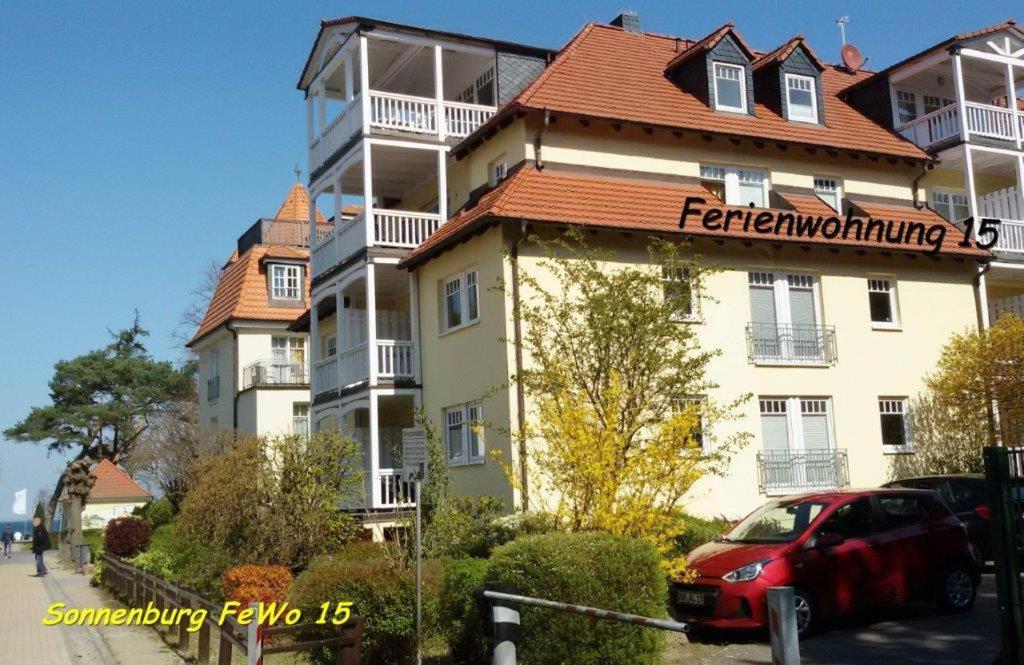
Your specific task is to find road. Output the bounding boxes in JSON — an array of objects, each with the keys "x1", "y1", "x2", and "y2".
[{"x1": 667, "y1": 574, "x2": 1001, "y2": 664}]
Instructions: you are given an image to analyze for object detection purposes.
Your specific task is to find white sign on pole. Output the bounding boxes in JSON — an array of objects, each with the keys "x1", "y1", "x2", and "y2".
[
  {"x1": 12, "y1": 489, "x2": 27, "y2": 516},
  {"x1": 402, "y1": 427, "x2": 427, "y2": 480}
]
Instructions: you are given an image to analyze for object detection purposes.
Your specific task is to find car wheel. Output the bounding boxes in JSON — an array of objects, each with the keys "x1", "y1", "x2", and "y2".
[
  {"x1": 936, "y1": 566, "x2": 977, "y2": 613},
  {"x1": 793, "y1": 589, "x2": 816, "y2": 636}
]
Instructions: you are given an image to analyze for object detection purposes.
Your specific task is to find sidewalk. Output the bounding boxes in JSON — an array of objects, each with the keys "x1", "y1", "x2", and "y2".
[{"x1": 0, "y1": 546, "x2": 183, "y2": 665}]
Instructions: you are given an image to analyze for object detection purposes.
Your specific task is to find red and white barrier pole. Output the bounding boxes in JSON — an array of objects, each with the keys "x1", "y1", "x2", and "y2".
[
  {"x1": 766, "y1": 587, "x2": 801, "y2": 665},
  {"x1": 247, "y1": 601, "x2": 264, "y2": 665}
]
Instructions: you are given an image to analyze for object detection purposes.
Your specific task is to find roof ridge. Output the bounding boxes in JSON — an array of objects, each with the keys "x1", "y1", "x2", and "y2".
[{"x1": 516, "y1": 22, "x2": 598, "y2": 107}]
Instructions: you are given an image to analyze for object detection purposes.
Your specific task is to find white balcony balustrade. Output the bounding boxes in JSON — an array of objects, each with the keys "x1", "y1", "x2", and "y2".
[
  {"x1": 377, "y1": 340, "x2": 415, "y2": 379},
  {"x1": 445, "y1": 100, "x2": 496, "y2": 138},
  {"x1": 965, "y1": 102, "x2": 1018, "y2": 141},
  {"x1": 378, "y1": 468, "x2": 415, "y2": 508},
  {"x1": 370, "y1": 91, "x2": 437, "y2": 134},
  {"x1": 313, "y1": 356, "x2": 339, "y2": 395},
  {"x1": 309, "y1": 94, "x2": 363, "y2": 176},
  {"x1": 898, "y1": 104, "x2": 960, "y2": 148},
  {"x1": 339, "y1": 343, "x2": 369, "y2": 387},
  {"x1": 980, "y1": 186, "x2": 1024, "y2": 254},
  {"x1": 312, "y1": 209, "x2": 444, "y2": 278},
  {"x1": 898, "y1": 101, "x2": 1023, "y2": 149}
]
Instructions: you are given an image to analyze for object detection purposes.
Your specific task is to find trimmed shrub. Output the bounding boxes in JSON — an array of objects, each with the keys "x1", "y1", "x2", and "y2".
[
  {"x1": 104, "y1": 516, "x2": 151, "y2": 557},
  {"x1": 486, "y1": 531, "x2": 668, "y2": 665},
  {"x1": 674, "y1": 514, "x2": 732, "y2": 556},
  {"x1": 440, "y1": 558, "x2": 488, "y2": 664},
  {"x1": 132, "y1": 498, "x2": 174, "y2": 530},
  {"x1": 425, "y1": 495, "x2": 558, "y2": 559},
  {"x1": 289, "y1": 555, "x2": 441, "y2": 665},
  {"x1": 221, "y1": 565, "x2": 293, "y2": 605},
  {"x1": 129, "y1": 547, "x2": 176, "y2": 579}
]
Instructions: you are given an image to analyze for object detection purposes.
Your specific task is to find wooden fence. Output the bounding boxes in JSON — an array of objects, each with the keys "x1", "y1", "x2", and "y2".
[{"x1": 102, "y1": 554, "x2": 363, "y2": 664}]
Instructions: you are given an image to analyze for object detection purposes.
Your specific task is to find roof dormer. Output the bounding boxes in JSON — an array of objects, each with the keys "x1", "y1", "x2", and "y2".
[
  {"x1": 665, "y1": 23, "x2": 756, "y2": 116},
  {"x1": 753, "y1": 36, "x2": 827, "y2": 125}
]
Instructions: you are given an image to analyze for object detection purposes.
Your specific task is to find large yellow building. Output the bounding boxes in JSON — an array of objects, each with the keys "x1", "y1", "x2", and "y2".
[{"x1": 299, "y1": 14, "x2": 1018, "y2": 523}]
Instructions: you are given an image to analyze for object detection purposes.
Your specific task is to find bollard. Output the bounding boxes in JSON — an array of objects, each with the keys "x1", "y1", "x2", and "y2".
[
  {"x1": 766, "y1": 587, "x2": 801, "y2": 665},
  {"x1": 477, "y1": 583, "x2": 520, "y2": 665},
  {"x1": 247, "y1": 601, "x2": 264, "y2": 665}
]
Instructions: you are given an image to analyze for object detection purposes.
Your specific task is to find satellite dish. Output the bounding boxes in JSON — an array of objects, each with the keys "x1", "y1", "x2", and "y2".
[{"x1": 842, "y1": 44, "x2": 865, "y2": 72}]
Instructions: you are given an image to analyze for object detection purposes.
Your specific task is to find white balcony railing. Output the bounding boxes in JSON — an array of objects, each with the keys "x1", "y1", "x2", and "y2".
[
  {"x1": 374, "y1": 209, "x2": 443, "y2": 248},
  {"x1": 757, "y1": 450, "x2": 850, "y2": 496},
  {"x1": 965, "y1": 102, "x2": 1017, "y2": 141},
  {"x1": 445, "y1": 100, "x2": 497, "y2": 138},
  {"x1": 313, "y1": 356, "x2": 339, "y2": 395},
  {"x1": 311, "y1": 233, "x2": 337, "y2": 279},
  {"x1": 370, "y1": 91, "x2": 438, "y2": 134},
  {"x1": 339, "y1": 343, "x2": 369, "y2": 387},
  {"x1": 898, "y1": 104, "x2": 960, "y2": 148},
  {"x1": 309, "y1": 94, "x2": 362, "y2": 176},
  {"x1": 378, "y1": 468, "x2": 415, "y2": 508},
  {"x1": 995, "y1": 220, "x2": 1024, "y2": 253},
  {"x1": 980, "y1": 186, "x2": 1024, "y2": 253},
  {"x1": 335, "y1": 212, "x2": 368, "y2": 268},
  {"x1": 991, "y1": 295, "x2": 1024, "y2": 321},
  {"x1": 377, "y1": 340, "x2": 415, "y2": 379}
]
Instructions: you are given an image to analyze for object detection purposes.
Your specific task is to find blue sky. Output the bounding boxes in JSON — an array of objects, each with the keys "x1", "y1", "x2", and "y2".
[{"x1": 0, "y1": 1, "x2": 1019, "y2": 518}]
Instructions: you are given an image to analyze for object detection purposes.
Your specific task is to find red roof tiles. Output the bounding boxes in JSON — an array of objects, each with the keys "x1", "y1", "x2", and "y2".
[
  {"x1": 402, "y1": 165, "x2": 987, "y2": 267},
  {"x1": 89, "y1": 459, "x2": 151, "y2": 502}
]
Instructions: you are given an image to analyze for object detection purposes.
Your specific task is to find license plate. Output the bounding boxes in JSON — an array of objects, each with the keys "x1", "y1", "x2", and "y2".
[{"x1": 676, "y1": 590, "x2": 706, "y2": 605}]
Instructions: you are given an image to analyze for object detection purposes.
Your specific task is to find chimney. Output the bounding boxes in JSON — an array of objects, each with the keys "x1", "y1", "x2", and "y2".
[{"x1": 610, "y1": 11, "x2": 640, "y2": 33}]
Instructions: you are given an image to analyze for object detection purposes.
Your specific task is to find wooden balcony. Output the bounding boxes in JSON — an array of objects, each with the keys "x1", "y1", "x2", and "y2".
[
  {"x1": 311, "y1": 209, "x2": 443, "y2": 279},
  {"x1": 898, "y1": 101, "x2": 1024, "y2": 150}
]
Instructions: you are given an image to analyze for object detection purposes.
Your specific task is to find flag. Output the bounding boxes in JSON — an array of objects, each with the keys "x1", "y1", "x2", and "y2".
[{"x1": 12, "y1": 489, "x2": 27, "y2": 516}]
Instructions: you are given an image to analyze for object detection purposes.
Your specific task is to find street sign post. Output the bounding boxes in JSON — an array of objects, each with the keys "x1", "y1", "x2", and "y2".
[{"x1": 402, "y1": 426, "x2": 427, "y2": 665}]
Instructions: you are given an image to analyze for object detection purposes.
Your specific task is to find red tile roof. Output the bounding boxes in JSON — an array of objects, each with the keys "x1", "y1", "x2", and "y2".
[
  {"x1": 402, "y1": 165, "x2": 987, "y2": 267},
  {"x1": 276, "y1": 182, "x2": 327, "y2": 224},
  {"x1": 460, "y1": 23, "x2": 929, "y2": 161},
  {"x1": 89, "y1": 459, "x2": 151, "y2": 502},
  {"x1": 663, "y1": 23, "x2": 756, "y2": 70}
]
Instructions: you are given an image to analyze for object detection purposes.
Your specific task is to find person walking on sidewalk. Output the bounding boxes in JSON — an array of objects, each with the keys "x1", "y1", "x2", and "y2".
[
  {"x1": 31, "y1": 517, "x2": 50, "y2": 576},
  {"x1": 1, "y1": 524, "x2": 12, "y2": 558}
]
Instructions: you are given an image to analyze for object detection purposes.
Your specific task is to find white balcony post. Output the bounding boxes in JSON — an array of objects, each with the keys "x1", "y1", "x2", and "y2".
[
  {"x1": 334, "y1": 174, "x2": 343, "y2": 221},
  {"x1": 359, "y1": 35, "x2": 371, "y2": 136},
  {"x1": 952, "y1": 50, "x2": 971, "y2": 142},
  {"x1": 434, "y1": 44, "x2": 446, "y2": 141},
  {"x1": 962, "y1": 143, "x2": 992, "y2": 329},
  {"x1": 343, "y1": 54, "x2": 354, "y2": 103},
  {"x1": 362, "y1": 141, "x2": 374, "y2": 247},
  {"x1": 437, "y1": 148, "x2": 448, "y2": 222},
  {"x1": 409, "y1": 271, "x2": 421, "y2": 384},
  {"x1": 335, "y1": 286, "x2": 345, "y2": 389},
  {"x1": 308, "y1": 189, "x2": 319, "y2": 247},
  {"x1": 1007, "y1": 62, "x2": 1021, "y2": 149},
  {"x1": 369, "y1": 391, "x2": 381, "y2": 507},
  {"x1": 306, "y1": 95, "x2": 314, "y2": 146},
  {"x1": 316, "y1": 83, "x2": 327, "y2": 136},
  {"x1": 310, "y1": 301, "x2": 320, "y2": 369},
  {"x1": 366, "y1": 262, "x2": 378, "y2": 384}
]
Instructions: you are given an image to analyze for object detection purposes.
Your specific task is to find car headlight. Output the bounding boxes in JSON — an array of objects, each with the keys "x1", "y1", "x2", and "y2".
[{"x1": 722, "y1": 558, "x2": 771, "y2": 583}]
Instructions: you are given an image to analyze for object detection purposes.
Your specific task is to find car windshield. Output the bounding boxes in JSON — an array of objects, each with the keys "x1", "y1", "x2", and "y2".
[{"x1": 723, "y1": 499, "x2": 829, "y2": 544}]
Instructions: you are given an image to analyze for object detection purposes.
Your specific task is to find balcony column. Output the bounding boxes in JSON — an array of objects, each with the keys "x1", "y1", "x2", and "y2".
[
  {"x1": 343, "y1": 53, "x2": 354, "y2": 103},
  {"x1": 362, "y1": 141, "x2": 374, "y2": 247},
  {"x1": 306, "y1": 95, "x2": 314, "y2": 147},
  {"x1": 334, "y1": 174, "x2": 343, "y2": 221},
  {"x1": 316, "y1": 82, "x2": 327, "y2": 136},
  {"x1": 335, "y1": 285, "x2": 344, "y2": 389},
  {"x1": 308, "y1": 189, "x2": 319, "y2": 247},
  {"x1": 310, "y1": 301, "x2": 320, "y2": 389},
  {"x1": 960, "y1": 143, "x2": 991, "y2": 329},
  {"x1": 434, "y1": 44, "x2": 446, "y2": 141},
  {"x1": 409, "y1": 271, "x2": 421, "y2": 384},
  {"x1": 1007, "y1": 62, "x2": 1022, "y2": 149},
  {"x1": 437, "y1": 148, "x2": 448, "y2": 221},
  {"x1": 359, "y1": 35, "x2": 371, "y2": 135},
  {"x1": 368, "y1": 391, "x2": 381, "y2": 507},
  {"x1": 952, "y1": 49, "x2": 970, "y2": 142},
  {"x1": 366, "y1": 262, "x2": 378, "y2": 384}
]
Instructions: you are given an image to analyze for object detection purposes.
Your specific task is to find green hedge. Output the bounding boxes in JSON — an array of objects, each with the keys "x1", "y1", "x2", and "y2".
[
  {"x1": 486, "y1": 531, "x2": 668, "y2": 665},
  {"x1": 440, "y1": 558, "x2": 488, "y2": 664},
  {"x1": 289, "y1": 551, "x2": 441, "y2": 665},
  {"x1": 674, "y1": 514, "x2": 732, "y2": 556}
]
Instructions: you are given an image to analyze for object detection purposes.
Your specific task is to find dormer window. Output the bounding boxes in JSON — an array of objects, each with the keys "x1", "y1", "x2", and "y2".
[
  {"x1": 785, "y1": 74, "x2": 817, "y2": 123},
  {"x1": 713, "y1": 63, "x2": 747, "y2": 113},
  {"x1": 271, "y1": 264, "x2": 302, "y2": 300}
]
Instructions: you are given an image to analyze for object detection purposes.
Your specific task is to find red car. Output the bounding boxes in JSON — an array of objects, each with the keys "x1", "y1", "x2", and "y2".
[{"x1": 671, "y1": 489, "x2": 979, "y2": 634}]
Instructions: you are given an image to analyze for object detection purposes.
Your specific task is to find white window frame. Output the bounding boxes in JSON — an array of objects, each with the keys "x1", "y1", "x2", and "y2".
[
  {"x1": 930, "y1": 189, "x2": 970, "y2": 223},
  {"x1": 488, "y1": 155, "x2": 508, "y2": 187},
  {"x1": 662, "y1": 267, "x2": 700, "y2": 322},
  {"x1": 323, "y1": 334, "x2": 337, "y2": 358},
  {"x1": 292, "y1": 403, "x2": 310, "y2": 437},
  {"x1": 441, "y1": 268, "x2": 480, "y2": 335},
  {"x1": 785, "y1": 73, "x2": 818, "y2": 123},
  {"x1": 700, "y1": 164, "x2": 769, "y2": 207},
  {"x1": 270, "y1": 263, "x2": 302, "y2": 300},
  {"x1": 923, "y1": 95, "x2": 955, "y2": 115},
  {"x1": 813, "y1": 176, "x2": 842, "y2": 212},
  {"x1": 712, "y1": 62, "x2": 747, "y2": 113},
  {"x1": 867, "y1": 276, "x2": 901, "y2": 330},
  {"x1": 748, "y1": 270, "x2": 825, "y2": 365},
  {"x1": 895, "y1": 90, "x2": 918, "y2": 126},
  {"x1": 444, "y1": 402, "x2": 484, "y2": 466},
  {"x1": 759, "y1": 396, "x2": 837, "y2": 495},
  {"x1": 879, "y1": 397, "x2": 912, "y2": 454}
]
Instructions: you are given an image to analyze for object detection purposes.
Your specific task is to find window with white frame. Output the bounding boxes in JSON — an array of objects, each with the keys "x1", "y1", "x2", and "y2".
[
  {"x1": 713, "y1": 62, "x2": 747, "y2": 112},
  {"x1": 896, "y1": 90, "x2": 918, "y2": 125},
  {"x1": 208, "y1": 349, "x2": 220, "y2": 379},
  {"x1": 444, "y1": 402, "x2": 484, "y2": 465},
  {"x1": 879, "y1": 398, "x2": 911, "y2": 452},
  {"x1": 441, "y1": 269, "x2": 480, "y2": 333},
  {"x1": 272, "y1": 336, "x2": 306, "y2": 365},
  {"x1": 488, "y1": 155, "x2": 508, "y2": 187},
  {"x1": 760, "y1": 397, "x2": 834, "y2": 453},
  {"x1": 662, "y1": 267, "x2": 698, "y2": 321},
  {"x1": 748, "y1": 272, "x2": 825, "y2": 363},
  {"x1": 271, "y1": 264, "x2": 302, "y2": 300},
  {"x1": 923, "y1": 95, "x2": 955, "y2": 115},
  {"x1": 323, "y1": 334, "x2": 337, "y2": 358},
  {"x1": 931, "y1": 190, "x2": 969, "y2": 222},
  {"x1": 292, "y1": 403, "x2": 310, "y2": 437},
  {"x1": 700, "y1": 164, "x2": 768, "y2": 207},
  {"x1": 785, "y1": 74, "x2": 817, "y2": 123},
  {"x1": 867, "y1": 278, "x2": 900, "y2": 328},
  {"x1": 814, "y1": 177, "x2": 841, "y2": 211}
]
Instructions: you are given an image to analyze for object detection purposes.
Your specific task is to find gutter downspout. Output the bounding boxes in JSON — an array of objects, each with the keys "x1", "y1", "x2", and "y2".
[
  {"x1": 912, "y1": 161, "x2": 933, "y2": 210},
  {"x1": 228, "y1": 322, "x2": 240, "y2": 430},
  {"x1": 533, "y1": 109, "x2": 551, "y2": 171},
  {"x1": 510, "y1": 217, "x2": 529, "y2": 511}
]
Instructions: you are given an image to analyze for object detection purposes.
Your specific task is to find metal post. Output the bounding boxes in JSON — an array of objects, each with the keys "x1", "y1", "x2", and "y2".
[
  {"x1": 483, "y1": 583, "x2": 520, "y2": 665},
  {"x1": 415, "y1": 478, "x2": 422, "y2": 665},
  {"x1": 984, "y1": 446, "x2": 1024, "y2": 664},
  {"x1": 766, "y1": 587, "x2": 801, "y2": 665},
  {"x1": 247, "y1": 601, "x2": 263, "y2": 665}
]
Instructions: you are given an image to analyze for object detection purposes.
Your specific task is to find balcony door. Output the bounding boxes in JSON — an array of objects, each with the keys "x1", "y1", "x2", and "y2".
[
  {"x1": 271, "y1": 336, "x2": 306, "y2": 383},
  {"x1": 749, "y1": 272, "x2": 822, "y2": 363},
  {"x1": 760, "y1": 397, "x2": 837, "y2": 494}
]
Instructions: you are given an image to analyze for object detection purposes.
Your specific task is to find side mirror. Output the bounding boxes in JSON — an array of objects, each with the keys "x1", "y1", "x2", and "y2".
[{"x1": 815, "y1": 531, "x2": 844, "y2": 548}]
